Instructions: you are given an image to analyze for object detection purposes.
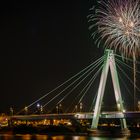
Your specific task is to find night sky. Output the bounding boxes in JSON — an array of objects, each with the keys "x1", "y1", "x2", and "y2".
[
  {"x1": 0, "y1": 1, "x2": 139, "y2": 113},
  {"x1": 0, "y1": 0, "x2": 98, "y2": 113}
]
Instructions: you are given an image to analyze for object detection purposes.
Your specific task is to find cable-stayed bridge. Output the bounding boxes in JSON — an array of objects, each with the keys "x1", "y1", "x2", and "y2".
[
  {"x1": 16, "y1": 51, "x2": 140, "y2": 114},
  {"x1": 6, "y1": 50, "x2": 140, "y2": 136}
]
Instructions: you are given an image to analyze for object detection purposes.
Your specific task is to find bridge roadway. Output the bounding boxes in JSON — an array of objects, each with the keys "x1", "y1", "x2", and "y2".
[{"x1": 9, "y1": 111, "x2": 140, "y2": 121}]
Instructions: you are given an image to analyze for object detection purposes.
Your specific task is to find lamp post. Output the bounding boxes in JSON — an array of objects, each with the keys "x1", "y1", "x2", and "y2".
[
  {"x1": 75, "y1": 105, "x2": 78, "y2": 113},
  {"x1": 24, "y1": 106, "x2": 28, "y2": 115},
  {"x1": 10, "y1": 107, "x2": 14, "y2": 116},
  {"x1": 80, "y1": 103, "x2": 83, "y2": 112},
  {"x1": 37, "y1": 103, "x2": 41, "y2": 114},
  {"x1": 40, "y1": 105, "x2": 43, "y2": 114},
  {"x1": 56, "y1": 105, "x2": 58, "y2": 114},
  {"x1": 59, "y1": 104, "x2": 62, "y2": 113}
]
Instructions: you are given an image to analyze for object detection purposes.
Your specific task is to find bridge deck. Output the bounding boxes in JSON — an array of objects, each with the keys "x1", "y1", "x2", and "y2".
[{"x1": 9, "y1": 111, "x2": 140, "y2": 120}]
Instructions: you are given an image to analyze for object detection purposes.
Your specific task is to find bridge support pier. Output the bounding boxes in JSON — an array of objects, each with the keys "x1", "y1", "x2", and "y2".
[{"x1": 89, "y1": 49, "x2": 130, "y2": 136}]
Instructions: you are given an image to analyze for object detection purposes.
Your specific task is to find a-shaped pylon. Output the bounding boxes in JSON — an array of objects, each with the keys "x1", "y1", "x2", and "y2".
[{"x1": 91, "y1": 49, "x2": 127, "y2": 129}]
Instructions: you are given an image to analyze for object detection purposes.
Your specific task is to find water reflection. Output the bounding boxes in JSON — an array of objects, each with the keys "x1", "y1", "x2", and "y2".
[
  {"x1": 0, "y1": 134, "x2": 138, "y2": 140},
  {"x1": 35, "y1": 134, "x2": 48, "y2": 140},
  {"x1": 52, "y1": 136, "x2": 65, "y2": 140},
  {"x1": 21, "y1": 134, "x2": 32, "y2": 140},
  {"x1": 88, "y1": 137, "x2": 129, "y2": 140},
  {"x1": 0, "y1": 134, "x2": 14, "y2": 140},
  {"x1": 73, "y1": 136, "x2": 87, "y2": 140}
]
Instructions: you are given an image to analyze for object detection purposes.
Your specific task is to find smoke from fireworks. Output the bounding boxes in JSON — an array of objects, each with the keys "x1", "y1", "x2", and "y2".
[{"x1": 88, "y1": 0, "x2": 140, "y2": 58}]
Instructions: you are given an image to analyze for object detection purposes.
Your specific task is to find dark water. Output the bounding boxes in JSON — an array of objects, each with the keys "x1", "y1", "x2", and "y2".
[{"x1": 0, "y1": 134, "x2": 139, "y2": 140}]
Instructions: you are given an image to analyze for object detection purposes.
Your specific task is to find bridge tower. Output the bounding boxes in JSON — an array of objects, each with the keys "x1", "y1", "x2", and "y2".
[{"x1": 90, "y1": 49, "x2": 129, "y2": 134}]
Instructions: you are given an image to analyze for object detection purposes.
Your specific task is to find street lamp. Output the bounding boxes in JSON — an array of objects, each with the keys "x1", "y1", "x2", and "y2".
[
  {"x1": 24, "y1": 106, "x2": 28, "y2": 115},
  {"x1": 75, "y1": 105, "x2": 78, "y2": 113},
  {"x1": 59, "y1": 104, "x2": 62, "y2": 113},
  {"x1": 10, "y1": 107, "x2": 14, "y2": 116},
  {"x1": 56, "y1": 105, "x2": 59, "y2": 114},
  {"x1": 80, "y1": 103, "x2": 83, "y2": 112},
  {"x1": 37, "y1": 103, "x2": 40, "y2": 108},
  {"x1": 40, "y1": 105, "x2": 43, "y2": 114},
  {"x1": 37, "y1": 103, "x2": 41, "y2": 114}
]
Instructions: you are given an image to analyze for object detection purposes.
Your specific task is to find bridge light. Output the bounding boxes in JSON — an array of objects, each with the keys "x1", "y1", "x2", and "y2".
[
  {"x1": 56, "y1": 105, "x2": 59, "y2": 114},
  {"x1": 36, "y1": 103, "x2": 41, "y2": 114},
  {"x1": 37, "y1": 103, "x2": 40, "y2": 108},
  {"x1": 117, "y1": 103, "x2": 121, "y2": 110},
  {"x1": 40, "y1": 105, "x2": 43, "y2": 114},
  {"x1": 24, "y1": 106, "x2": 28, "y2": 115},
  {"x1": 80, "y1": 103, "x2": 83, "y2": 112},
  {"x1": 123, "y1": 109, "x2": 126, "y2": 113}
]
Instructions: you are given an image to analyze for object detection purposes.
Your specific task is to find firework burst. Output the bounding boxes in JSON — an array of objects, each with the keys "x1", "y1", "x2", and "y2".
[{"x1": 88, "y1": 0, "x2": 140, "y2": 58}]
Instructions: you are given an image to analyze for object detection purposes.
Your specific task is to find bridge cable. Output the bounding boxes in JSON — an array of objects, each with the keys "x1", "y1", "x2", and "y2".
[
  {"x1": 115, "y1": 60, "x2": 140, "y2": 93},
  {"x1": 56, "y1": 57, "x2": 105, "y2": 106},
  {"x1": 78, "y1": 64, "x2": 103, "y2": 106},
  {"x1": 42, "y1": 56, "x2": 105, "y2": 109},
  {"x1": 69, "y1": 62, "x2": 104, "y2": 113},
  {"x1": 115, "y1": 58, "x2": 140, "y2": 74},
  {"x1": 76, "y1": 65, "x2": 103, "y2": 113},
  {"x1": 16, "y1": 56, "x2": 104, "y2": 114},
  {"x1": 69, "y1": 61, "x2": 104, "y2": 113}
]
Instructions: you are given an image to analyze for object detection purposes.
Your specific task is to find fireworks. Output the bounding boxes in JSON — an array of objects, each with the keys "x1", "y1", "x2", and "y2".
[{"x1": 88, "y1": 0, "x2": 140, "y2": 58}]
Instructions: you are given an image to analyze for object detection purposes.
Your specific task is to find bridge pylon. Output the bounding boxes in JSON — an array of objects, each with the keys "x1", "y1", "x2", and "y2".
[{"x1": 90, "y1": 49, "x2": 129, "y2": 135}]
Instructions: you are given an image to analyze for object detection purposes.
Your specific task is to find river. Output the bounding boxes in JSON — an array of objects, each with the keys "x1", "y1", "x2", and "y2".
[{"x1": 0, "y1": 134, "x2": 139, "y2": 140}]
